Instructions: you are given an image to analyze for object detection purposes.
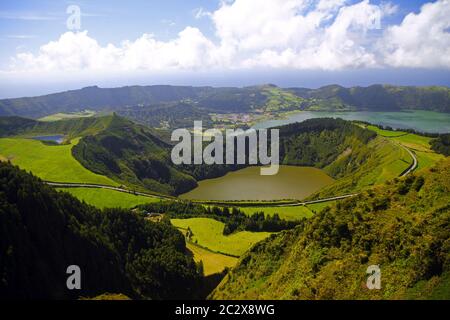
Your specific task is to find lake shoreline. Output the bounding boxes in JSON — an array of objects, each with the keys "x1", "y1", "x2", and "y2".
[{"x1": 180, "y1": 165, "x2": 334, "y2": 201}]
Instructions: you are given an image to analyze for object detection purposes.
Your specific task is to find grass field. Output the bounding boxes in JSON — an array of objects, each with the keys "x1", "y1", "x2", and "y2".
[
  {"x1": 186, "y1": 243, "x2": 238, "y2": 276},
  {"x1": 39, "y1": 111, "x2": 96, "y2": 122},
  {"x1": 239, "y1": 205, "x2": 313, "y2": 221},
  {"x1": 171, "y1": 218, "x2": 271, "y2": 257},
  {"x1": 391, "y1": 134, "x2": 433, "y2": 152},
  {"x1": 57, "y1": 187, "x2": 159, "y2": 209},
  {"x1": 318, "y1": 137, "x2": 411, "y2": 197},
  {"x1": 367, "y1": 125, "x2": 445, "y2": 171},
  {"x1": 390, "y1": 134, "x2": 444, "y2": 171},
  {"x1": 0, "y1": 137, "x2": 117, "y2": 185},
  {"x1": 306, "y1": 201, "x2": 337, "y2": 214},
  {"x1": 366, "y1": 125, "x2": 407, "y2": 137},
  {"x1": 263, "y1": 87, "x2": 303, "y2": 112}
]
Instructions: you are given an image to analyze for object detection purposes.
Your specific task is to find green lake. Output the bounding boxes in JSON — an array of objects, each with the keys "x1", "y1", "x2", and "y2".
[
  {"x1": 253, "y1": 110, "x2": 450, "y2": 133},
  {"x1": 180, "y1": 166, "x2": 334, "y2": 201}
]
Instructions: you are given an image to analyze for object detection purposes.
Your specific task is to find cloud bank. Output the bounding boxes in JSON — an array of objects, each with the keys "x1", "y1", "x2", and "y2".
[{"x1": 6, "y1": 0, "x2": 450, "y2": 75}]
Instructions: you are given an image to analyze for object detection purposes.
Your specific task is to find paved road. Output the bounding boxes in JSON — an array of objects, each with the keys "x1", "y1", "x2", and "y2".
[
  {"x1": 45, "y1": 181, "x2": 173, "y2": 200},
  {"x1": 398, "y1": 143, "x2": 418, "y2": 177}
]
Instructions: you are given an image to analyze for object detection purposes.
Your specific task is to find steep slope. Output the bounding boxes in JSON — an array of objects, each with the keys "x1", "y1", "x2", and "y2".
[
  {"x1": 276, "y1": 118, "x2": 412, "y2": 197},
  {"x1": 0, "y1": 162, "x2": 201, "y2": 299},
  {"x1": 211, "y1": 159, "x2": 450, "y2": 300},
  {"x1": 71, "y1": 114, "x2": 197, "y2": 195}
]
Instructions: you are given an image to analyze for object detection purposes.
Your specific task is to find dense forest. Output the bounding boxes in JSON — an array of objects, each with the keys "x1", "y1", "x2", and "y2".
[
  {"x1": 0, "y1": 162, "x2": 202, "y2": 299},
  {"x1": 278, "y1": 118, "x2": 376, "y2": 167},
  {"x1": 211, "y1": 159, "x2": 450, "y2": 300},
  {"x1": 431, "y1": 134, "x2": 450, "y2": 156}
]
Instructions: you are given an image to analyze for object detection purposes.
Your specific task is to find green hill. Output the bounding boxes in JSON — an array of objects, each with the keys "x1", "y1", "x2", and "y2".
[
  {"x1": 0, "y1": 162, "x2": 202, "y2": 299},
  {"x1": 210, "y1": 159, "x2": 450, "y2": 300},
  {"x1": 70, "y1": 114, "x2": 198, "y2": 195},
  {"x1": 0, "y1": 114, "x2": 115, "y2": 138},
  {"x1": 1, "y1": 84, "x2": 448, "y2": 119}
]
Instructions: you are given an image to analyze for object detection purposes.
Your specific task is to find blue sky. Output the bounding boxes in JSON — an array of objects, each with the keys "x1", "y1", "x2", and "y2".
[{"x1": 0, "y1": 0, "x2": 449, "y2": 98}]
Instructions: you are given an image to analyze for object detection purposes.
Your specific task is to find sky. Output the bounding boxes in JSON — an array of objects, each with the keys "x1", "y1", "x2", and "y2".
[{"x1": 0, "y1": 0, "x2": 449, "y2": 98}]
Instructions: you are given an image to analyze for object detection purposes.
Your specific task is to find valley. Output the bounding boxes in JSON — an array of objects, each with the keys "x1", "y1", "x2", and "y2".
[
  {"x1": 171, "y1": 217, "x2": 271, "y2": 257},
  {"x1": 0, "y1": 85, "x2": 449, "y2": 300}
]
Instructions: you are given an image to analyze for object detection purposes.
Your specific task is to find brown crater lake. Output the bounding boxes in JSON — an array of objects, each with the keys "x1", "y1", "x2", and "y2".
[{"x1": 180, "y1": 166, "x2": 334, "y2": 201}]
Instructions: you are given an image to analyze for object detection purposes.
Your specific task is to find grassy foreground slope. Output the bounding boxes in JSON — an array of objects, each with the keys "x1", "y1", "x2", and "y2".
[
  {"x1": 187, "y1": 243, "x2": 238, "y2": 276},
  {"x1": 211, "y1": 159, "x2": 450, "y2": 300},
  {"x1": 57, "y1": 188, "x2": 159, "y2": 209},
  {"x1": 171, "y1": 218, "x2": 271, "y2": 257},
  {"x1": 0, "y1": 137, "x2": 117, "y2": 185}
]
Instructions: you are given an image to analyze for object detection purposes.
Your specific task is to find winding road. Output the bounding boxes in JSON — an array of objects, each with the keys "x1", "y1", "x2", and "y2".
[
  {"x1": 45, "y1": 139, "x2": 418, "y2": 207},
  {"x1": 398, "y1": 142, "x2": 418, "y2": 177}
]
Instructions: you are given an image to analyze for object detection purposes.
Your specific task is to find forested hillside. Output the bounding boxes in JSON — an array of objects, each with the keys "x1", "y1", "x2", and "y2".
[
  {"x1": 0, "y1": 162, "x2": 202, "y2": 299},
  {"x1": 431, "y1": 134, "x2": 450, "y2": 156},
  {"x1": 211, "y1": 159, "x2": 450, "y2": 300},
  {"x1": 1, "y1": 84, "x2": 448, "y2": 119},
  {"x1": 71, "y1": 114, "x2": 198, "y2": 194},
  {"x1": 288, "y1": 84, "x2": 450, "y2": 112}
]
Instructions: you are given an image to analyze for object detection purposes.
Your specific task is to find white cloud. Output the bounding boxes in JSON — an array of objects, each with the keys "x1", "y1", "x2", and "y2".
[
  {"x1": 223, "y1": 0, "x2": 383, "y2": 70},
  {"x1": 381, "y1": 0, "x2": 450, "y2": 68},
  {"x1": 10, "y1": 28, "x2": 221, "y2": 73},
  {"x1": 5, "y1": 0, "x2": 450, "y2": 75}
]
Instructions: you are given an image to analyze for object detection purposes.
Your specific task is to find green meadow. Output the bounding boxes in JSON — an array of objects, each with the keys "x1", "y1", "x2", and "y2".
[
  {"x1": 0, "y1": 137, "x2": 117, "y2": 185},
  {"x1": 306, "y1": 201, "x2": 337, "y2": 214},
  {"x1": 171, "y1": 217, "x2": 271, "y2": 257},
  {"x1": 366, "y1": 125, "x2": 407, "y2": 137},
  {"x1": 57, "y1": 187, "x2": 159, "y2": 209},
  {"x1": 186, "y1": 243, "x2": 238, "y2": 276},
  {"x1": 367, "y1": 125, "x2": 445, "y2": 171},
  {"x1": 38, "y1": 111, "x2": 96, "y2": 122}
]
